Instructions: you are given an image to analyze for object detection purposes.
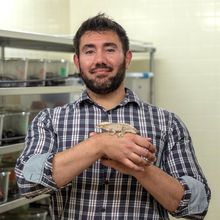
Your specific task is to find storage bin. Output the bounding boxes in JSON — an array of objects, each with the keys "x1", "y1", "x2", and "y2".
[
  {"x1": 26, "y1": 59, "x2": 46, "y2": 87},
  {"x1": 0, "y1": 58, "x2": 28, "y2": 87},
  {"x1": 1, "y1": 167, "x2": 19, "y2": 200},
  {"x1": 0, "y1": 169, "x2": 11, "y2": 204},
  {"x1": 0, "y1": 114, "x2": 4, "y2": 145},
  {"x1": 0, "y1": 107, "x2": 30, "y2": 145},
  {"x1": 45, "y1": 59, "x2": 69, "y2": 86},
  {"x1": 0, "y1": 208, "x2": 48, "y2": 220}
]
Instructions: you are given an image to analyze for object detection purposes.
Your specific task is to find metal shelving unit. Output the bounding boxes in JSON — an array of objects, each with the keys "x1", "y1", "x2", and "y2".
[
  {"x1": 0, "y1": 194, "x2": 50, "y2": 213},
  {"x1": 0, "y1": 29, "x2": 155, "y2": 56},
  {"x1": 0, "y1": 29, "x2": 156, "y2": 214},
  {"x1": 0, "y1": 85, "x2": 83, "y2": 96},
  {"x1": 0, "y1": 143, "x2": 24, "y2": 155}
]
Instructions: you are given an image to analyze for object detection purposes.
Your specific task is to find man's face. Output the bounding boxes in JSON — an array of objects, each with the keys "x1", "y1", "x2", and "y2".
[{"x1": 74, "y1": 31, "x2": 132, "y2": 94}]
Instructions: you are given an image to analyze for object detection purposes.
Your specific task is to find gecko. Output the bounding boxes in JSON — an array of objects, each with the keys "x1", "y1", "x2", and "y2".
[{"x1": 96, "y1": 122, "x2": 139, "y2": 137}]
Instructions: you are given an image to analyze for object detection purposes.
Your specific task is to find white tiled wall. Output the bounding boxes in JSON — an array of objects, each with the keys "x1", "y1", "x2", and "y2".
[
  {"x1": 0, "y1": 0, "x2": 71, "y2": 60},
  {"x1": 1, "y1": 0, "x2": 219, "y2": 219}
]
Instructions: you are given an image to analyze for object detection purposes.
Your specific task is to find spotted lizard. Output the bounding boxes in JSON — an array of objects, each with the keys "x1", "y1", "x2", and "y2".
[{"x1": 96, "y1": 122, "x2": 139, "y2": 137}]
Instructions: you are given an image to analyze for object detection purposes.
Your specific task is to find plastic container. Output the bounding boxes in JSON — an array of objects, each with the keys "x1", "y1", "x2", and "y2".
[
  {"x1": 0, "y1": 170, "x2": 11, "y2": 204},
  {"x1": 65, "y1": 75, "x2": 82, "y2": 86},
  {"x1": 26, "y1": 59, "x2": 46, "y2": 87},
  {"x1": 0, "y1": 107, "x2": 30, "y2": 145},
  {"x1": 8, "y1": 168, "x2": 20, "y2": 199},
  {"x1": 0, "y1": 58, "x2": 28, "y2": 87},
  {"x1": 0, "y1": 208, "x2": 48, "y2": 220},
  {"x1": 3, "y1": 112, "x2": 30, "y2": 141},
  {"x1": 45, "y1": 59, "x2": 69, "y2": 86},
  {"x1": 0, "y1": 114, "x2": 4, "y2": 145},
  {"x1": 0, "y1": 59, "x2": 3, "y2": 76}
]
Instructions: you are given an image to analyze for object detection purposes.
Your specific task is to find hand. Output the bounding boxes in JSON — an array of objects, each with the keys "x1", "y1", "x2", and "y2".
[
  {"x1": 101, "y1": 158, "x2": 135, "y2": 175},
  {"x1": 90, "y1": 132, "x2": 156, "y2": 172},
  {"x1": 101, "y1": 156, "x2": 155, "y2": 176}
]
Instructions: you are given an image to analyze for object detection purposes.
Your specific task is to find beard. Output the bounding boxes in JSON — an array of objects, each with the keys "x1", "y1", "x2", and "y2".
[{"x1": 79, "y1": 60, "x2": 126, "y2": 94}]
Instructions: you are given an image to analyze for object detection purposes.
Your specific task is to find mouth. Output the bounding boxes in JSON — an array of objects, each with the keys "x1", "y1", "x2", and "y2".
[{"x1": 90, "y1": 67, "x2": 113, "y2": 74}]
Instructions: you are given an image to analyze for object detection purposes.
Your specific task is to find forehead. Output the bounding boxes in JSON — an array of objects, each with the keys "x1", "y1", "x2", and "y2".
[{"x1": 79, "y1": 30, "x2": 122, "y2": 48}]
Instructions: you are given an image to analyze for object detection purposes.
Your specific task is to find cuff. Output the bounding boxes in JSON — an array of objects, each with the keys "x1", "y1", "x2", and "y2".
[
  {"x1": 172, "y1": 176, "x2": 208, "y2": 217},
  {"x1": 23, "y1": 153, "x2": 58, "y2": 190}
]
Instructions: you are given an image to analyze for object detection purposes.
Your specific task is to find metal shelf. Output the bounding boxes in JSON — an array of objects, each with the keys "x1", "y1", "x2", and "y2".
[
  {"x1": 0, "y1": 29, "x2": 155, "y2": 53},
  {"x1": 0, "y1": 194, "x2": 50, "y2": 213},
  {"x1": 0, "y1": 29, "x2": 74, "y2": 53},
  {"x1": 0, "y1": 143, "x2": 24, "y2": 155},
  {"x1": 0, "y1": 85, "x2": 83, "y2": 96}
]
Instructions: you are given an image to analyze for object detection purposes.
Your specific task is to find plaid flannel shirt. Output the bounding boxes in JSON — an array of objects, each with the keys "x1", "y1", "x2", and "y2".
[{"x1": 15, "y1": 88, "x2": 211, "y2": 220}]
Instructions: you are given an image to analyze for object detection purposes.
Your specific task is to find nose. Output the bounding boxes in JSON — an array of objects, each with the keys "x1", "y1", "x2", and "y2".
[{"x1": 93, "y1": 49, "x2": 106, "y2": 64}]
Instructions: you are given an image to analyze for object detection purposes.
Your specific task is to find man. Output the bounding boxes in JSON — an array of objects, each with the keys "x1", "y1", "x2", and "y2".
[{"x1": 15, "y1": 14, "x2": 210, "y2": 219}]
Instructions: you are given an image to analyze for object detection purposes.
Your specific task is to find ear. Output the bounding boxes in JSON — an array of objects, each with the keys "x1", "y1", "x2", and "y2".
[
  {"x1": 125, "y1": 50, "x2": 132, "y2": 69},
  {"x1": 73, "y1": 54, "x2": 80, "y2": 72}
]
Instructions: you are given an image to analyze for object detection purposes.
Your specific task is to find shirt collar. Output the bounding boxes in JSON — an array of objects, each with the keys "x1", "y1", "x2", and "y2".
[
  {"x1": 74, "y1": 87, "x2": 142, "y2": 108},
  {"x1": 74, "y1": 90, "x2": 92, "y2": 106},
  {"x1": 121, "y1": 88, "x2": 142, "y2": 107}
]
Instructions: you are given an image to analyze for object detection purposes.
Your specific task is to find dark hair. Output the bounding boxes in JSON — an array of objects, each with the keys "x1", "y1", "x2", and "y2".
[{"x1": 73, "y1": 13, "x2": 129, "y2": 56}]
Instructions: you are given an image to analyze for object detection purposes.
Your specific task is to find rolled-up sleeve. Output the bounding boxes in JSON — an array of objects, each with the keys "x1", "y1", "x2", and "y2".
[
  {"x1": 15, "y1": 109, "x2": 59, "y2": 198},
  {"x1": 172, "y1": 176, "x2": 209, "y2": 218},
  {"x1": 23, "y1": 153, "x2": 57, "y2": 188},
  {"x1": 165, "y1": 113, "x2": 211, "y2": 219}
]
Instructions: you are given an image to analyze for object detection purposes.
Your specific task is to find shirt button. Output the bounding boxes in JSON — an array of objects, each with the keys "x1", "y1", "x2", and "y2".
[
  {"x1": 101, "y1": 207, "x2": 106, "y2": 212},
  {"x1": 104, "y1": 179, "x2": 109, "y2": 185}
]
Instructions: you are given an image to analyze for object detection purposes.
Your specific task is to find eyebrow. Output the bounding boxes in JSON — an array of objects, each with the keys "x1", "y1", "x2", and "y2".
[
  {"x1": 103, "y1": 42, "x2": 118, "y2": 48},
  {"x1": 81, "y1": 42, "x2": 118, "y2": 51},
  {"x1": 80, "y1": 44, "x2": 94, "y2": 52}
]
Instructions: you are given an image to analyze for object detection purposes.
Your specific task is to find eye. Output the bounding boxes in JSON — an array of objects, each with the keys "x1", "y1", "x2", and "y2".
[
  {"x1": 106, "y1": 48, "x2": 115, "y2": 53},
  {"x1": 85, "y1": 50, "x2": 95, "y2": 55}
]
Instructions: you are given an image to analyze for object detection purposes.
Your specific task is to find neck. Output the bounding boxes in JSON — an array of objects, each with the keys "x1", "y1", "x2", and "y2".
[{"x1": 87, "y1": 84, "x2": 126, "y2": 110}]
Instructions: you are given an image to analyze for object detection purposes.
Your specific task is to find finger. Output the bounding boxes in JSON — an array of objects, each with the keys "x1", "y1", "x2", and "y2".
[
  {"x1": 129, "y1": 152, "x2": 147, "y2": 167},
  {"x1": 89, "y1": 132, "x2": 97, "y2": 137},
  {"x1": 131, "y1": 135, "x2": 156, "y2": 153},
  {"x1": 142, "y1": 157, "x2": 153, "y2": 166},
  {"x1": 118, "y1": 157, "x2": 146, "y2": 172},
  {"x1": 131, "y1": 144, "x2": 154, "y2": 160},
  {"x1": 123, "y1": 135, "x2": 156, "y2": 164},
  {"x1": 147, "y1": 137, "x2": 152, "y2": 142},
  {"x1": 145, "y1": 142, "x2": 156, "y2": 154},
  {"x1": 142, "y1": 151, "x2": 156, "y2": 165},
  {"x1": 123, "y1": 159, "x2": 145, "y2": 172},
  {"x1": 101, "y1": 158, "x2": 145, "y2": 172}
]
